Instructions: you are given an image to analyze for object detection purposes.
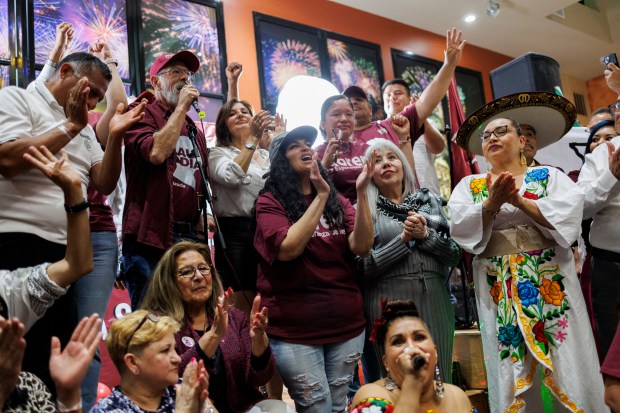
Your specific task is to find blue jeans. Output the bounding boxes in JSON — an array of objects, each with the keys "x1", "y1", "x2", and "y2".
[
  {"x1": 121, "y1": 232, "x2": 203, "y2": 310},
  {"x1": 270, "y1": 332, "x2": 364, "y2": 413},
  {"x1": 120, "y1": 238, "x2": 163, "y2": 311},
  {"x1": 74, "y1": 231, "x2": 118, "y2": 412}
]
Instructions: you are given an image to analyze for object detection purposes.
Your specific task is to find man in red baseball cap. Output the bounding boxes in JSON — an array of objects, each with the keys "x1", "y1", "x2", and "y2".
[{"x1": 120, "y1": 50, "x2": 210, "y2": 309}]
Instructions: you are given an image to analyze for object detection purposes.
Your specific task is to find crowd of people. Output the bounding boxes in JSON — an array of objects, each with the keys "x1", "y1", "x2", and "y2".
[{"x1": 1, "y1": 19, "x2": 620, "y2": 413}]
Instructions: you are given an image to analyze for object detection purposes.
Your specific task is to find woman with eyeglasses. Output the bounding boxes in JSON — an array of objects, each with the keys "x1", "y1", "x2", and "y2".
[
  {"x1": 448, "y1": 92, "x2": 607, "y2": 412},
  {"x1": 140, "y1": 241, "x2": 290, "y2": 413}
]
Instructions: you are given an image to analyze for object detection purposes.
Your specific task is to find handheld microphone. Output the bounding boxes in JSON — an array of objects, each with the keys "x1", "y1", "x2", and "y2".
[
  {"x1": 412, "y1": 355, "x2": 426, "y2": 370},
  {"x1": 191, "y1": 99, "x2": 200, "y2": 113},
  {"x1": 191, "y1": 99, "x2": 205, "y2": 119}
]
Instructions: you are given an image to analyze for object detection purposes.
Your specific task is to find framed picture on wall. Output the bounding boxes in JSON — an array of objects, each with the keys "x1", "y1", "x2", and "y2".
[
  {"x1": 254, "y1": 13, "x2": 328, "y2": 113},
  {"x1": 391, "y1": 49, "x2": 445, "y2": 129},
  {"x1": 141, "y1": 0, "x2": 227, "y2": 109},
  {"x1": 327, "y1": 33, "x2": 384, "y2": 120},
  {"x1": 454, "y1": 66, "x2": 485, "y2": 117},
  {"x1": 33, "y1": 0, "x2": 130, "y2": 80}
]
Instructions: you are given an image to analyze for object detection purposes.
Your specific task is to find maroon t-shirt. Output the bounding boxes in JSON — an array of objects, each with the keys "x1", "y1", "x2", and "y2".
[
  {"x1": 87, "y1": 112, "x2": 116, "y2": 232},
  {"x1": 602, "y1": 328, "x2": 620, "y2": 379},
  {"x1": 171, "y1": 135, "x2": 203, "y2": 222},
  {"x1": 123, "y1": 91, "x2": 208, "y2": 250},
  {"x1": 316, "y1": 105, "x2": 422, "y2": 204},
  {"x1": 87, "y1": 186, "x2": 116, "y2": 232},
  {"x1": 254, "y1": 192, "x2": 365, "y2": 345},
  {"x1": 316, "y1": 138, "x2": 383, "y2": 204}
]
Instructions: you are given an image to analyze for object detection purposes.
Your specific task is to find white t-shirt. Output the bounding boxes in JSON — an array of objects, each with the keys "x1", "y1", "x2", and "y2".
[
  {"x1": 0, "y1": 81, "x2": 103, "y2": 244},
  {"x1": 578, "y1": 136, "x2": 620, "y2": 253},
  {"x1": 0, "y1": 264, "x2": 68, "y2": 332},
  {"x1": 208, "y1": 145, "x2": 270, "y2": 217}
]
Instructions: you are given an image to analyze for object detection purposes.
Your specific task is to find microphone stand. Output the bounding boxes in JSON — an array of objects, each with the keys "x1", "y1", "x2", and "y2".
[{"x1": 186, "y1": 123, "x2": 226, "y2": 249}]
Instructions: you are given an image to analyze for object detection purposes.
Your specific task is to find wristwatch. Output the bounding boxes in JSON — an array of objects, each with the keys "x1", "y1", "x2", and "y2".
[{"x1": 245, "y1": 142, "x2": 256, "y2": 151}]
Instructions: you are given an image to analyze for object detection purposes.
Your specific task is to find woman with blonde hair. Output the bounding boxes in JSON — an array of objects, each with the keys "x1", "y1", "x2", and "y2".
[{"x1": 93, "y1": 310, "x2": 182, "y2": 412}]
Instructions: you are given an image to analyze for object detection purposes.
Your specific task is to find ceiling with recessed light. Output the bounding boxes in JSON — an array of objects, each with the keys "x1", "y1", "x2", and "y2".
[{"x1": 330, "y1": 0, "x2": 620, "y2": 81}]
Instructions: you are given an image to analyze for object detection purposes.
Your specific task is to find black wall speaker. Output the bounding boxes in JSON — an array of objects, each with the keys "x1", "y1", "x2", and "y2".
[{"x1": 490, "y1": 52, "x2": 562, "y2": 99}]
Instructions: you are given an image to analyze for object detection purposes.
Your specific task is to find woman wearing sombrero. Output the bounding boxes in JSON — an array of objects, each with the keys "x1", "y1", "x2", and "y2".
[{"x1": 447, "y1": 92, "x2": 608, "y2": 412}]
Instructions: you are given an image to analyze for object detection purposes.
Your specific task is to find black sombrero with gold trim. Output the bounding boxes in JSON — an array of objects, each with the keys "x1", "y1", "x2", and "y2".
[{"x1": 456, "y1": 92, "x2": 576, "y2": 156}]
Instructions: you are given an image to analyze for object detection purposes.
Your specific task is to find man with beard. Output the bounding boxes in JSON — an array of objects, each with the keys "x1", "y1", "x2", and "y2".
[{"x1": 121, "y1": 50, "x2": 209, "y2": 309}]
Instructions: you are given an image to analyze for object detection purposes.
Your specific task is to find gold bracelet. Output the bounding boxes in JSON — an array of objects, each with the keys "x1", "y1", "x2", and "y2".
[{"x1": 399, "y1": 136, "x2": 411, "y2": 144}]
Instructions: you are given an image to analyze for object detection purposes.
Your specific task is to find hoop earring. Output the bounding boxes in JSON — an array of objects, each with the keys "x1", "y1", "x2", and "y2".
[
  {"x1": 434, "y1": 364, "x2": 445, "y2": 399},
  {"x1": 520, "y1": 149, "x2": 527, "y2": 167}
]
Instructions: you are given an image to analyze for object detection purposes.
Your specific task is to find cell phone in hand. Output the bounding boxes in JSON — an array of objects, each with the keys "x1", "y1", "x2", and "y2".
[{"x1": 603, "y1": 52, "x2": 619, "y2": 69}]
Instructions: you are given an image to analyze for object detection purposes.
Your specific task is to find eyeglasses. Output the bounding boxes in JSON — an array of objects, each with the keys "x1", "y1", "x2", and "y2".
[
  {"x1": 177, "y1": 264, "x2": 212, "y2": 278},
  {"x1": 608, "y1": 102, "x2": 620, "y2": 114},
  {"x1": 479, "y1": 125, "x2": 513, "y2": 143},
  {"x1": 125, "y1": 313, "x2": 160, "y2": 353},
  {"x1": 158, "y1": 67, "x2": 194, "y2": 80}
]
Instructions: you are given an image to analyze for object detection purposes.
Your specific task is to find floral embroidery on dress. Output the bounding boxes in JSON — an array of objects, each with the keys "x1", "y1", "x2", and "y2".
[
  {"x1": 523, "y1": 168, "x2": 549, "y2": 200},
  {"x1": 479, "y1": 168, "x2": 570, "y2": 364},
  {"x1": 486, "y1": 248, "x2": 571, "y2": 363},
  {"x1": 469, "y1": 177, "x2": 488, "y2": 203}
]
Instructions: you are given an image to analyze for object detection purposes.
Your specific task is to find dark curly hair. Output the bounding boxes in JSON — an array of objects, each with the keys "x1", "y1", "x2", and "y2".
[
  {"x1": 260, "y1": 149, "x2": 346, "y2": 229},
  {"x1": 371, "y1": 299, "x2": 427, "y2": 350},
  {"x1": 215, "y1": 98, "x2": 255, "y2": 147}
]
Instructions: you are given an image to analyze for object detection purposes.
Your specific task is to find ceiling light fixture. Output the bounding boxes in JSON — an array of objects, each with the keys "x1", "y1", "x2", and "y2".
[
  {"x1": 464, "y1": 14, "x2": 476, "y2": 23},
  {"x1": 486, "y1": 0, "x2": 500, "y2": 17}
]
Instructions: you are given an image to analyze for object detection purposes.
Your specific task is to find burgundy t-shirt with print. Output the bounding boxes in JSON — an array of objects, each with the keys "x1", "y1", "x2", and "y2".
[
  {"x1": 172, "y1": 135, "x2": 203, "y2": 223},
  {"x1": 254, "y1": 192, "x2": 365, "y2": 345}
]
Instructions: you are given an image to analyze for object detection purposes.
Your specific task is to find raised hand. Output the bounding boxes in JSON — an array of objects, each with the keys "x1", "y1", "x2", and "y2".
[
  {"x1": 53, "y1": 22, "x2": 74, "y2": 54},
  {"x1": 605, "y1": 62, "x2": 620, "y2": 95},
  {"x1": 226, "y1": 62, "x2": 243, "y2": 82},
  {"x1": 273, "y1": 113, "x2": 287, "y2": 136},
  {"x1": 0, "y1": 317, "x2": 26, "y2": 408},
  {"x1": 87, "y1": 41, "x2": 113, "y2": 62},
  {"x1": 178, "y1": 84, "x2": 200, "y2": 113},
  {"x1": 390, "y1": 114, "x2": 411, "y2": 143},
  {"x1": 261, "y1": 113, "x2": 286, "y2": 150},
  {"x1": 310, "y1": 154, "x2": 331, "y2": 197},
  {"x1": 50, "y1": 314, "x2": 102, "y2": 401},
  {"x1": 212, "y1": 288, "x2": 232, "y2": 339},
  {"x1": 108, "y1": 99, "x2": 148, "y2": 138},
  {"x1": 65, "y1": 77, "x2": 92, "y2": 131},
  {"x1": 444, "y1": 27, "x2": 466, "y2": 68},
  {"x1": 249, "y1": 294, "x2": 269, "y2": 356},
  {"x1": 397, "y1": 346, "x2": 431, "y2": 381},
  {"x1": 607, "y1": 141, "x2": 620, "y2": 179},
  {"x1": 486, "y1": 172, "x2": 518, "y2": 211},
  {"x1": 175, "y1": 359, "x2": 210, "y2": 413},
  {"x1": 23, "y1": 146, "x2": 81, "y2": 193},
  {"x1": 355, "y1": 149, "x2": 378, "y2": 194},
  {"x1": 250, "y1": 110, "x2": 272, "y2": 143}
]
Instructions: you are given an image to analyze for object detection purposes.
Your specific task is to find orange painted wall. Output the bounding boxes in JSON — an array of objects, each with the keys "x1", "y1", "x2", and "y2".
[
  {"x1": 221, "y1": 0, "x2": 511, "y2": 108},
  {"x1": 587, "y1": 75, "x2": 618, "y2": 111}
]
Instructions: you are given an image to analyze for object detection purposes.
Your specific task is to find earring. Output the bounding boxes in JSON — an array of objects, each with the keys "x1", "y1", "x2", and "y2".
[
  {"x1": 434, "y1": 364, "x2": 445, "y2": 399},
  {"x1": 520, "y1": 149, "x2": 527, "y2": 167}
]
